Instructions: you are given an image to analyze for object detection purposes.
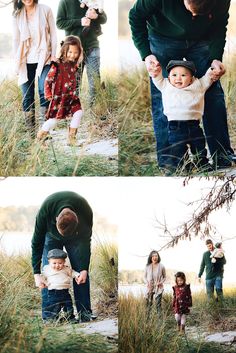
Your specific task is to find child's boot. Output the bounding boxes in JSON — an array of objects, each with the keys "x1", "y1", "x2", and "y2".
[
  {"x1": 68, "y1": 127, "x2": 78, "y2": 146},
  {"x1": 37, "y1": 130, "x2": 49, "y2": 141},
  {"x1": 24, "y1": 110, "x2": 36, "y2": 138}
]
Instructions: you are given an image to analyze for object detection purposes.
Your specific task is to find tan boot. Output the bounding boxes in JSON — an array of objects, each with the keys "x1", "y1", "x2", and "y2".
[
  {"x1": 67, "y1": 127, "x2": 78, "y2": 146},
  {"x1": 37, "y1": 130, "x2": 49, "y2": 141}
]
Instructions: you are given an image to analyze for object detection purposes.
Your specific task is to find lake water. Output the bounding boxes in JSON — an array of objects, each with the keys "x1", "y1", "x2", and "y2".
[
  {"x1": 0, "y1": 231, "x2": 32, "y2": 255},
  {"x1": 119, "y1": 283, "x2": 204, "y2": 297}
]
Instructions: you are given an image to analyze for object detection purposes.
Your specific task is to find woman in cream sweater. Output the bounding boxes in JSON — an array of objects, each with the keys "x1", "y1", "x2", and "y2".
[
  {"x1": 12, "y1": 0, "x2": 57, "y2": 137},
  {"x1": 144, "y1": 250, "x2": 166, "y2": 315}
]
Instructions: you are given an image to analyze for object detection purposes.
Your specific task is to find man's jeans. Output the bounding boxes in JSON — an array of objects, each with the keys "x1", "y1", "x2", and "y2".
[
  {"x1": 205, "y1": 276, "x2": 223, "y2": 300},
  {"x1": 21, "y1": 64, "x2": 50, "y2": 112},
  {"x1": 149, "y1": 34, "x2": 233, "y2": 168},
  {"x1": 80, "y1": 47, "x2": 100, "y2": 106},
  {"x1": 41, "y1": 233, "x2": 91, "y2": 320},
  {"x1": 168, "y1": 120, "x2": 209, "y2": 169}
]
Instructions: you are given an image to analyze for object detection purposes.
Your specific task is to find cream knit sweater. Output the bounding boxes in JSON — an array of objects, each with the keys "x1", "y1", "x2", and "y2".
[
  {"x1": 42, "y1": 265, "x2": 80, "y2": 290},
  {"x1": 152, "y1": 68, "x2": 213, "y2": 121}
]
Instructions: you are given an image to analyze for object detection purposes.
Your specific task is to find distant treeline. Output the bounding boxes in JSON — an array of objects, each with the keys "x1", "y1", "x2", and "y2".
[
  {"x1": 0, "y1": 206, "x2": 38, "y2": 231},
  {"x1": 0, "y1": 206, "x2": 118, "y2": 235},
  {"x1": 119, "y1": 269, "x2": 198, "y2": 285}
]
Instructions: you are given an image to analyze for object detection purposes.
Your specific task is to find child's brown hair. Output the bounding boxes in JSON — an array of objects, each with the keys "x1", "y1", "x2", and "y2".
[
  {"x1": 59, "y1": 35, "x2": 84, "y2": 65},
  {"x1": 175, "y1": 271, "x2": 186, "y2": 285}
]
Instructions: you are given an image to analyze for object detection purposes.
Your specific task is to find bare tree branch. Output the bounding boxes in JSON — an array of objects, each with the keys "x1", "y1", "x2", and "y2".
[{"x1": 156, "y1": 176, "x2": 236, "y2": 252}]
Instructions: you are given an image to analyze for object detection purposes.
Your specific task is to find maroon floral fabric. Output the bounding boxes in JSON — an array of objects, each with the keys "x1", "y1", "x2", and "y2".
[
  {"x1": 44, "y1": 61, "x2": 81, "y2": 120},
  {"x1": 172, "y1": 284, "x2": 192, "y2": 314}
]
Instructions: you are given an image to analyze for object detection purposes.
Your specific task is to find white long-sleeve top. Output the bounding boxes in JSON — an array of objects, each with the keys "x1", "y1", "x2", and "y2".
[
  {"x1": 152, "y1": 68, "x2": 213, "y2": 121},
  {"x1": 42, "y1": 265, "x2": 80, "y2": 290}
]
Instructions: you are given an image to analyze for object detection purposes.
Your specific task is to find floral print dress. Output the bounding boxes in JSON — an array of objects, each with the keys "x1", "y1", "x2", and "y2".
[
  {"x1": 44, "y1": 60, "x2": 81, "y2": 120},
  {"x1": 172, "y1": 284, "x2": 192, "y2": 314}
]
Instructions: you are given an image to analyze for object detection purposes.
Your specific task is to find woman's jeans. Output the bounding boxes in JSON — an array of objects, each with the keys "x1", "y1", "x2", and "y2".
[
  {"x1": 21, "y1": 64, "x2": 50, "y2": 112},
  {"x1": 41, "y1": 233, "x2": 91, "y2": 320},
  {"x1": 149, "y1": 34, "x2": 233, "y2": 168}
]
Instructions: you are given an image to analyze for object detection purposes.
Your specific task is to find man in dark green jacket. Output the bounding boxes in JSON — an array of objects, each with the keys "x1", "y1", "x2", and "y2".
[
  {"x1": 198, "y1": 239, "x2": 226, "y2": 300},
  {"x1": 32, "y1": 191, "x2": 93, "y2": 322},
  {"x1": 129, "y1": 0, "x2": 235, "y2": 170},
  {"x1": 56, "y1": 0, "x2": 107, "y2": 105}
]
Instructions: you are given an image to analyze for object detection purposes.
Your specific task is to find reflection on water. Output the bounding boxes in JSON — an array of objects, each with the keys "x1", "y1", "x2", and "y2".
[{"x1": 0, "y1": 232, "x2": 32, "y2": 255}]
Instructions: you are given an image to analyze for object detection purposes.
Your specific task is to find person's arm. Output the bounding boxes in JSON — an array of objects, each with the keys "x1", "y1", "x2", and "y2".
[
  {"x1": 172, "y1": 286, "x2": 176, "y2": 309},
  {"x1": 129, "y1": 0, "x2": 160, "y2": 61},
  {"x1": 86, "y1": 8, "x2": 107, "y2": 25},
  {"x1": 199, "y1": 68, "x2": 215, "y2": 90},
  {"x1": 31, "y1": 208, "x2": 48, "y2": 275},
  {"x1": 207, "y1": 0, "x2": 230, "y2": 63},
  {"x1": 47, "y1": 7, "x2": 57, "y2": 60},
  {"x1": 44, "y1": 64, "x2": 58, "y2": 100},
  {"x1": 198, "y1": 253, "x2": 206, "y2": 279},
  {"x1": 56, "y1": 0, "x2": 83, "y2": 31},
  {"x1": 187, "y1": 284, "x2": 192, "y2": 307},
  {"x1": 152, "y1": 71, "x2": 167, "y2": 91}
]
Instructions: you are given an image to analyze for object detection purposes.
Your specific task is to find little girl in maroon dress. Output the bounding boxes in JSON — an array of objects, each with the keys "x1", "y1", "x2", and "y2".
[
  {"x1": 37, "y1": 35, "x2": 83, "y2": 145},
  {"x1": 172, "y1": 271, "x2": 192, "y2": 333}
]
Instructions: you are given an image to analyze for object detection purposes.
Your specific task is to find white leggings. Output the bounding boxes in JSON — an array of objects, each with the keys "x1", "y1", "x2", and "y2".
[
  {"x1": 175, "y1": 313, "x2": 186, "y2": 325},
  {"x1": 41, "y1": 110, "x2": 83, "y2": 132}
]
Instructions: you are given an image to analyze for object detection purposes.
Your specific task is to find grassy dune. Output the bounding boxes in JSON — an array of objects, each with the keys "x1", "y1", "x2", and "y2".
[
  {"x1": 0, "y1": 72, "x2": 118, "y2": 176},
  {"x1": 119, "y1": 291, "x2": 236, "y2": 353},
  {"x1": 0, "y1": 241, "x2": 118, "y2": 353}
]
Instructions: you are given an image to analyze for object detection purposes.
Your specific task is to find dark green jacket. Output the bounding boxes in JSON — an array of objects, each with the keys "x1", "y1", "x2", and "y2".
[
  {"x1": 56, "y1": 0, "x2": 107, "y2": 52},
  {"x1": 31, "y1": 191, "x2": 93, "y2": 274},
  {"x1": 198, "y1": 250, "x2": 226, "y2": 280},
  {"x1": 129, "y1": 0, "x2": 230, "y2": 61}
]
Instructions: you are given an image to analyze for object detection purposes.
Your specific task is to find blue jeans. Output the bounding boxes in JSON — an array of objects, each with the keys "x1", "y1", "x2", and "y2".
[
  {"x1": 21, "y1": 64, "x2": 50, "y2": 112},
  {"x1": 168, "y1": 120, "x2": 209, "y2": 169},
  {"x1": 41, "y1": 233, "x2": 91, "y2": 320},
  {"x1": 149, "y1": 34, "x2": 233, "y2": 167},
  {"x1": 44, "y1": 289, "x2": 74, "y2": 321},
  {"x1": 205, "y1": 276, "x2": 223, "y2": 300},
  {"x1": 80, "y1": 47, "x2": 101, "y2": 105}
]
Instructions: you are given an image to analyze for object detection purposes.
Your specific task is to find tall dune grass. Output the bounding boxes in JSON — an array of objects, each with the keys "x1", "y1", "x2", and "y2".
[
  {"x1": 0, "y1": 241, "x2": 118, "y2": 353},
  {"x1": 119, "y1": 291, "x2": 236, "y2": 353},
  {"x1": 0, "y1": 72, "x2": 118, "y2": 176}
]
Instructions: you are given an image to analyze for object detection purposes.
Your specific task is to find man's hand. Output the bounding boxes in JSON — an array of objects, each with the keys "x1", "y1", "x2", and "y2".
[
  {"x1": 34, "y1": 274, "x2": 47, "y2": 288},
  {"x1": 210, "y1": 60, "x2": 226, "y2": 81},
  {"x1": 145, "y1": 54, "x2": 161, "y2": 77},
  {"x1": 81, "y1": 17, "x2": 91, "y2": 27},
  {"x1": 76, "y1": 270, "x2": 88, "y2": 284},
  {"x1": 86, "y1": 8, "x2": 98, "y2": 20}
]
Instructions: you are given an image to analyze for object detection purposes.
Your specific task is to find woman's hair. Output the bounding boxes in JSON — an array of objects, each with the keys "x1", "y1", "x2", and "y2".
[
  {"x1": 13, "y1": 0, "x2": 38, "y2": 16},
  {"x1": 59, "y1": 36, "x2": 84, "y2": 64},
  {"x1": 175, "y1": 272, "x2": 186, "y2": 285},
  {"x1": 147, "y1": 250, "x2": 161, "y2": 265},
  {"x1": 185, "y1": 0, "x2": 216, "y2": 15}
]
